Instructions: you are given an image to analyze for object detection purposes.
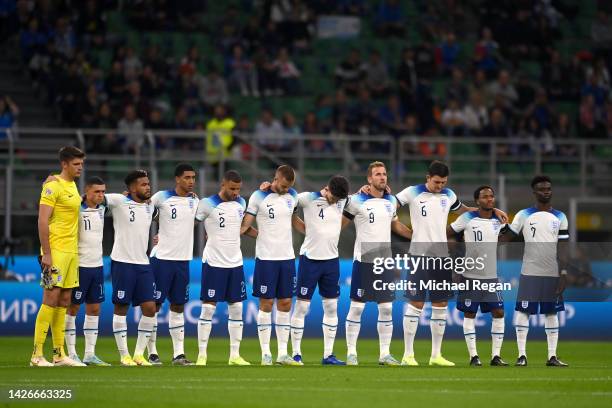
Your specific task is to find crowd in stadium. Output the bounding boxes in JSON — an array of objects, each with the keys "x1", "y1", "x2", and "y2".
[{"x1": 2, "y1": 0, "x2": 612, "y2": 156}]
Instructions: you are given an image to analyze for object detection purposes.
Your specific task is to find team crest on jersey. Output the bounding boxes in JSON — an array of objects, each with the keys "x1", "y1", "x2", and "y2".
[
  {"x1": 521, "y1": 301, "x2": 529, "y2": 309},
  {"x1": 300, "y1": 287, "x2": 308, "y2": 296},
  {"x1": 74, "y1": 291, "x2": 82, "y2": 300},
  {"x1": 260, "y1": 285, "x2": 268, "y2": 294},
  {"x1": 464, "y1": 299, "x2": 471, "y2": 307},
  {"x1": 286, "y1": 199, "x2": 293, "y2": 209},
  {"x1": 146, "y1": 205, "x2": 151, "y2": 214},
  {"x1": 238, "y1": 209, "x2": 244, "y2": 219},
  {"x1": 440, "y1": 198, "x2": 448, "y2": 209},
  {"x1": 117, "y1": 290, "x2": 125, "y2": 299},
  {"x1": 189, "y1": 198, "x2": 194, "y2": 209},
  {"x1": 385, "y1": 203, "x2": 392, "y2": 214},
  {"x1": 492, "y1": 220, "x2": 501, "y2": 231},
  {"x1": 357, "y1": 289, "x2": 364, "y2": 298},
  {"x1": 551, "y1": 219, "x2": 560, "y2": 231},
  {"x1": 208, "y1": 289, "x2": 216, "y2": 298}
]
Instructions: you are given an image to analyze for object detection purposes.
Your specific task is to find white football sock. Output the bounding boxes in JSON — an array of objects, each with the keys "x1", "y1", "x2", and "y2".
[
  {"x1": 322, "y1": 298, "x2": 338, "y2": 358},
  {"x1": 290, "y1": 300, "x2": 309, "y2": 357},
  {"x1": 463, "y1": 317, "x2": 477, "y2": 357},
  {"x1": 345, "y1": 301, "x2": 365, "y2": 356},
  {"x1": 430, "y1": 306, "x2": 447, "y2": 359},
  {"x1": 198, "y1": 304, "x2": 216, "y2": 358},
  {"x1": 169, "y1": 311, "x2": 185, "y2": 358},
  {"x1": 134, "y1": 315, "x2": 156, "y2": 356},
  {"x1": 228, "y1": 302, "x2": 243, "y2": 359},
  {"x1": 65, "y1": 314, "x2": 77, "y2": 357},
  {"x1": 112, "y1": 314, "x2": 129, "y2": 358},
  {"x1": 83, "y1": 314, "x2": 99, "y2": 358},
  {"x1": 545, "y1": 314, "x2": 559, "y2": 359},
  {"x1": 147, "y1": 312, "x2": 158, "y2": 355},
  {"x1": 377, "y1": 302, "x2": 393, "y2": 359},
  {"x1": 491, "y1": 317, "x2": 505, "y2": 358},
  {"x1": 275, "y1": 310, "x2": 291, "y2": 357},
  {"x1": 515, "y1": 311, "x2": 530, "y2": 357},
  {"x1": 257, "y1": 310, "x2": 272, "y2": 357},
  {"x1": 403, "y1": 303, "x2": 422, "y2": 358}
]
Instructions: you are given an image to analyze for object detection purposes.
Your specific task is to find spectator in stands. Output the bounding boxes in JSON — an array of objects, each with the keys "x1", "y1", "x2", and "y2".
[
  {"x1": 585, "y1": 58, "x2": 610, "y2": 91},
  {"x1": 143, "y1": 44, "x2": 168, "y2": 79},
  {"x1": 217, "y1": 5, "x2": 242, "y2": 54},
  {"x1": 52, "y1": 16, "x2": 76, "y2": 58},
  {"x1": 253, "y1": 46, "x2": 279, "y2": 97},
  {"x1": 0, "y1": 95, "x2": 19, "y2": 139},
  {"x1": 463, "y1": 91, "x2": 489, "y2": 136},
  {"x1": 20, "y1": 18, "x2": 47, "y2": 64},
  {"x1": 197, "y1": 66, "x2": 229, "y2": 113},
  {"x1": 397, "y1": 47, "x2": 418, "y2": 109},
  {"x1": 273, "y1": 47, "x2": 301, "y2": 95},
  {"x1": 348, "y1": 88, "x2": 375, "y2": 134},
  {"x1": 591, "y1": 11, "x2": 612, "y2": 55},
  {"x1": 227, "y1": 44, "x2": 259, "y2": 97},
  {"x1": 377, "y1": 95, "x2": 406, "y2": 137},
  {"x1": 179, "y1": 46, "x2": 199, "y2": 78},
  {"x1": 469, "y1": 69, "x2": 489, "y2": 100},
  {"x1": 105, "y1": 61, "x2": 126, "y2": 102},
  {"x1": 304, "y1": 111, "x2": 328, "y2": 152},
  {"x1": 57, "y1": 61, "x2": 85, "y2": 126},
  {"x1": 173, "y1": 106, "x2": 192, "y2": 130},
  {"x1": 364, "y1": 50, "x2": 389, "y2": 98},
  {"x1": 123, "y1": 46, "x2": 142, "y2": 78},
  {"x1": 581, "y1": 73, "x2": 608, "y2": 108},
  {"x1": 487, "y1": 70, "x2": 518, "y2": 109},
  {"x1": 605, "y1": 101, "x2": 612, "y2": 139},
  {"x1": 139, "y1": 65, "x2": 163, "y2": 99},
  {"x1": 542, "y1": 50, "x2": 571, "y2": 101},
  {"x1": 473, "y1": 27, "x2": 499, "y2": 78},
  {"x1": 446, "y1": 67, "x2": 468, "y2": 105},
  {"x1": 525, "y1": 88, "x2": 556, "y2": 131},
  {"x1": 374, "y1": 0, "x2": 405, "y2": 38},
  {"x1": 414, "y1": 41, "x2": 436, "y2": 82},
  {"x1": 117, "y1": 104, "x2": 144, "y2": 154},
  {"x1": 482, "y1": 108, "x2": 510, "y2": 154},
  {"x1": 503, "y1": 9, "x2": 535, "y2": 62},
  {"x1": 146, "y1": 108, "x2": 167, "y2": 129},
  {"x1": 80, "y1": 84, "x2": 99, "y2": 128},
  {"x1": 315, "y1": 94, "x2": 334, "y2": 133},
  {"x1": 437, "y1": 31, "x2": 460, "y2": 75},
  {"x1": 123, "y1": 80, "x2": 151, "y2": 121},
  {"x1": 96, "y1": 102, "x2": 115, "y2": 129},
  {"x1": 255, "y1": 108, "x2": 284, "y2": 151},
  {"x1": 335, "y1": 49, "x2": 364, "y2": 96},
  {"x1": 172, "y1": 73, "x2": 200, "y2": 115},
  {"x1": 579, "y1": 94, "x2": 604, "y2": 138},
  {"x1": 76, "y1": 0, "x2": 106, "y2": 49},
  {"x1": 281, "y1": 112, "x2": 302, "y2": 152},
  {"x1": 206, "y1": 105, "x2": 235, "y2": 172},
  {"x1": 515, "y1": 73, "x2": 536, "y2": 113},
  {"x1": 555, "y1": 113, "x2": 577, "y2": 156},
  {"x1": 441, "y1": 98, "x2": 467, "y2": 136},
  {"x1": 332, "y1": 89, "x2": 351, "y2": 132}
]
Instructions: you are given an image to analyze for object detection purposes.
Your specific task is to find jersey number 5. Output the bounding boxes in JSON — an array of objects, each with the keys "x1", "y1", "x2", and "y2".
[{"x1": 268, "y1": 207, "x2": 275, "y2": 219}]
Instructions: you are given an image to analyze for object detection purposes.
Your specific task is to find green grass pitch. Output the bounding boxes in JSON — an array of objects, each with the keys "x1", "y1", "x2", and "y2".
[{"x1": 0, "y1": 337, "x2": 610, "y2": 407}]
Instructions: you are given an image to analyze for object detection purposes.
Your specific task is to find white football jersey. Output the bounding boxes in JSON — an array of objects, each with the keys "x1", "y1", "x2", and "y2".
[
  {"x1": 78, "y1": 202, "x2": 106, "y2": 268},
  {"x1": 149, "y1": 190, "x2": 198, "y2": 261},
  {"x1": 396, "y1": 184, "x2": 462, "y2": 256},
  {"x1": 509, "y1": 207, "x2": 569, "y2": 277},
  {"x1": 246, "y1": 188, "x2": 298, "y2": 260},
  {"x1": 298, "y1": 192, "x2": 347, "y2": 260},
  {"x1": 343, "y1": 192, "x2": 398, "y2": 262},
  {"x1": 450, "y1": 211, "x2": 504, "y2": 279},
  {"x1": 105, "y1": 193, "x2": 155, "y2": 265},
  {"x1": 196, "y1": 194, "x2": 246, "y2": 268}
]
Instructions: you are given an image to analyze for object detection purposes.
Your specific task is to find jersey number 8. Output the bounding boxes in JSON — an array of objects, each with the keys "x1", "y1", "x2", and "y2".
[{"x1": 171, "y1": 207, "x2": 177, "y2": 219}]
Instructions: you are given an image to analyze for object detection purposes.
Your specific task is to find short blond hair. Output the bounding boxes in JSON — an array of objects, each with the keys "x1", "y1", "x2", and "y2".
[{"x1": 367, "y1": 161, "x2": 386, "y2": 177}]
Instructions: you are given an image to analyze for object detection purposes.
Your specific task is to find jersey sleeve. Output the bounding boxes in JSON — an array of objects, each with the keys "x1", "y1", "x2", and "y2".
[
  {"x1": 395, "y1": 186, "x2": 415, "y2": 207},
  {"x1": 104, "y1": 193, "x2": 124, "y2": 209},
  {"x1": 150, "y1": 191, "x2": 163, "y2": 208},
  {"x1": 246, "y1": 191, "x2": 263, "y2": 216},
  {"x1": 342, "y1": 194, "x2": 359, "y2": 220},
  {"x1": 558, "y1": 212, "x2": 569, "y2": 241},
  {"x1": 39, "y1": 181, "x2": 60, "y2": 208},
  {"x1": 290, "y1": 188, "x2": 299, "y2": 209},
  {"x1": 447, "y1": 188, "x2": 462, "y2": 212},
  {"x1": 195, "y1": 198, "x2": 213, "y2": 221},
  {"x1": 297, "y1": 192, "x2": 311, "y2": 208},
  {"x1": 509, "y1": 210, "x2": 525, "y2": 235},
  {"x1": 450, "y1": 213, "x2": 468, "y2": 233}
]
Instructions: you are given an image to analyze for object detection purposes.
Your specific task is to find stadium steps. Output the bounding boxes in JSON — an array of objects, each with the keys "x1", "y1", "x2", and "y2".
[{"x1": 0, "y1": 47, "x2": 59, "y2": 127}]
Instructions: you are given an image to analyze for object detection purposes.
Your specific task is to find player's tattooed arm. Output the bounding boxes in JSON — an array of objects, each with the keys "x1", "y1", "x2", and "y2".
[
  {"x1": 240, "y1": 213, "x2": 256, "y2": 236},
  {"x1": 292, "y1": 213, "x2": 306, "y2": 234},
  {"x1": 391, "y1": 218, "x2": 412, "y2": 240},
  {"x1": 244, "y1": 226, "x2": 258, "y2": 238}
]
